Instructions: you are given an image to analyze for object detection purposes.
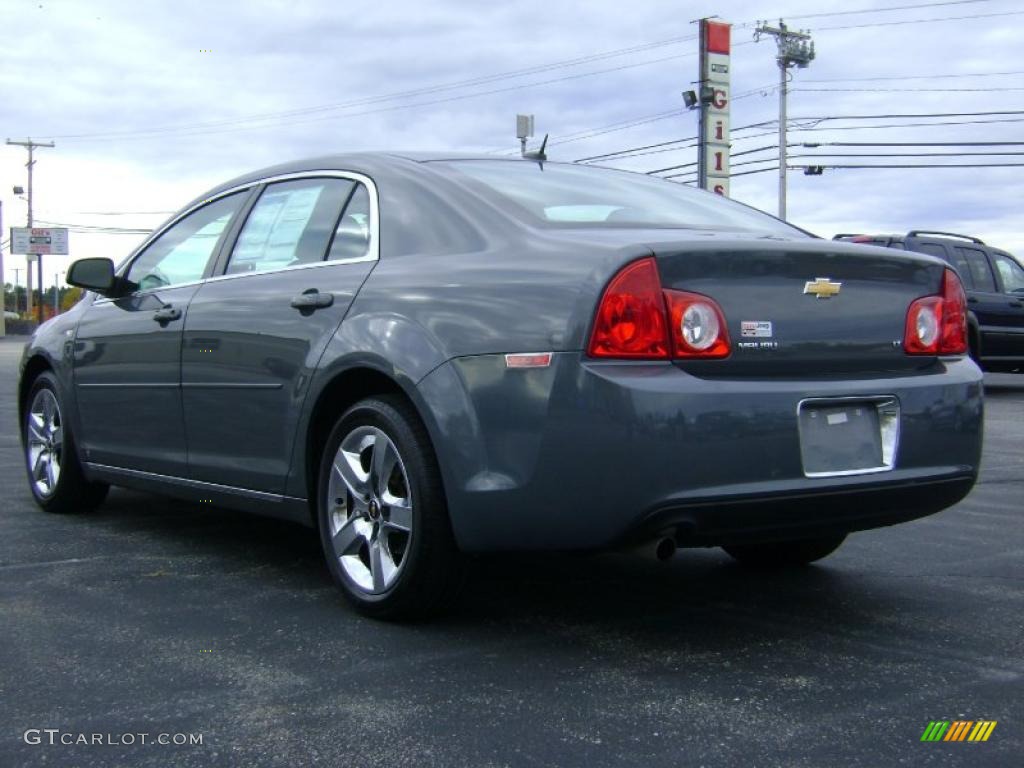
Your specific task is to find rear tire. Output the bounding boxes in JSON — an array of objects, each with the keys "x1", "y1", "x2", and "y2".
[
  {"x1": 316, "y1": 395, "x2": 463, "y2": 620},
  {"x1": 23, "y1": 372, "x2": 109, "y2": 514},
  {"x1": 722, "y1": 534, "x2": 846, "y2": 567},
  {"x1": 968, "y1": 329, "x2": 984, "y2": 370}
]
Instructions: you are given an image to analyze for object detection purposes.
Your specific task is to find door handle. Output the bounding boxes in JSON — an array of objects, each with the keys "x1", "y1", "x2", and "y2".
[
  {"x1": 290, "y1": 290, "x2": 334, "y2": 311},
  {"x1": 966, "y1": 297, "x2": 978, "y2": 304},
  {"x1": 1010, "y1": 301, "x2": 1022, "y2": 308},
  {"x1": 152, "y1": 305, "x2": 182, "y2": 323}
]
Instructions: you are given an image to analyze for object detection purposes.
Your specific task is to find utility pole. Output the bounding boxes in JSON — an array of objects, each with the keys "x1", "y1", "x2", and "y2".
[
  {"x1": 754, "y1": 21, "x2": 815, "y2": 219},
  {"x1": 13, "y1": 268, "x2": 22, "y2": 313},
  {"x1": 6, "y1": 138, "x2": 56, "y2": 324},
  {"x1": 54, "y1": 272, "x2": 60, "y2": 315}
]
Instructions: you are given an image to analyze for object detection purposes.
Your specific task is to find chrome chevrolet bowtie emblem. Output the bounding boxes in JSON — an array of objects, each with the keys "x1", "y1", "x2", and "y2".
[{"x1": 803, "y1": 277, "x2": 842, "y2": 299}]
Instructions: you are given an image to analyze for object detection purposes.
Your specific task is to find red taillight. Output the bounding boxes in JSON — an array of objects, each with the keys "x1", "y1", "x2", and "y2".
[
  {"x1": 588, "y1": 258, "x2": 731, "y2": 360},
  {"x1": 587, "y1": 258, "x2": 669, "y2": 358},
  {"x1": 904, "y1": 268, "x2": 968, "y2": 355}
]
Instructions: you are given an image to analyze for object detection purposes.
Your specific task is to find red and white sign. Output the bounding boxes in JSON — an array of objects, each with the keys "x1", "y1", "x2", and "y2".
[
  {"x1": 10, "y1": 227, "x2": 69, "y2": 255},
  {"x1": 700, "y1": 20, "x2": 731, "y2": 197}
]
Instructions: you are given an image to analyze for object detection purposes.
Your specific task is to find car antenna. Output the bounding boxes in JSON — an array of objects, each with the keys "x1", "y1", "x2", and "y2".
[{"x1": 523, "y1": 134, "x2": 548, "y2": 167}]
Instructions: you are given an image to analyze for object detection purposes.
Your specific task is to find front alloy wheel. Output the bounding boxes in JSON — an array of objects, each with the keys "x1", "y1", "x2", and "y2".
[
  {"x1": 23, "y1": 371, "x2": 108, "y2": 513},
  {"x1": 27, "y1": 388, "x2": 63, "y2": 498},
  {"x1": 317, "y1": 396, "x2": 463, "y2": 619}
]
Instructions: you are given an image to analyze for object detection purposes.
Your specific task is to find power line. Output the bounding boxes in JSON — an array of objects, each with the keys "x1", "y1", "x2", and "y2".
[
  {"x1": 649, "y1": 146, "x2": 1024, "y2": 176},
  {"x1": 55, "y1": 50, "x2": 704, "y2": 143},
  {"x1": 74, "y1": 210, "x2": 174, "y2": 216},
  {"x1": 789, "y1": 151, "x2": 1024, "y2": 158},
  {"x1": 667, "y1": 165, "x2": 781, "y2": 180},
  {"x1": 793, "y1": 162, "x2": 1024, "y2": 170},
  {"x1": 32, "y1": 4, "x2": 1013, "y2": 145},
  {"x1": 802, "y1": 69, "x2": 1024, "y2": 83},
  {"x1": 747, "y1": 0, "x2": 995, "y2": 23},
  {"x1": 488, "y1": 109, "x2": 689, "y2": 154},
  {"x1": 48, "y1": 35, "x2": 705, "y2": 141},
  {"x1": 548, "y1": 111, "x2": 687, "y2": 147},
  {"x1": 782, "y1": 109, "x2": 1024, "y2": 122},
  {"x1": 645, "y1": 144, "x2": 779, "y2": 175},
  {"x1": 579, "y1": 110, "x2": 1024, "y2": 164},
  {"x1": 33, "y1": 219, "x2": 152, "y2": 234},
  {"x1": 797, "y1": 86, "x2": 1024, "y2": 93},
  {"x1": 801, "y1": 140, "x2": 1024, "y2": 146},
  {"x1": 784, "y1": 116, "x2": 1024, "y2": 133},
  {"x1": 655, "y1": 150, "x2": 1024, "y2": 179},
  {"x1": 575, "y1": 136, "x2": 697, "y2": 163},
  {"x1": 732, "y1": 70, "x2": 1024, "y2": 101},
  {"x1": 811, "y1": 8, "x2": 1024, "y2": 32}
]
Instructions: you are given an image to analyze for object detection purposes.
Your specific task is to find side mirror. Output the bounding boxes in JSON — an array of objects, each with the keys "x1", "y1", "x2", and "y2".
[{"x1": 67, "y1": 258, "x2": 118, "y2": 296}]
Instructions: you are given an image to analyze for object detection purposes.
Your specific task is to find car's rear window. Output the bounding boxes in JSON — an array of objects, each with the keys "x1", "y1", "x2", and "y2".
[{"x1": 437, "y1": 160, "x2": 805, "y2": 236}]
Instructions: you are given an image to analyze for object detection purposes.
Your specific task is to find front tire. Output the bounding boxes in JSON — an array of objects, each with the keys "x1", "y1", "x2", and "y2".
[
  {"x1": 317, "y1": 396, "x2": 463, "y2": 620},
  {"x1": 23, "y1": 372, "x2": 109, "y2": 514},
  {"x1": 722, "y1": 535, "x2": 846, "y2": 567}
]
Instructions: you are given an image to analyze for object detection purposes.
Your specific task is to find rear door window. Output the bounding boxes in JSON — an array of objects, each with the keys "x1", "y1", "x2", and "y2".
[
  {"x1": 326, "y1": 183, "x2": 373, "y2": 262},
  {"x1": 955, "y1": 247, "x2": 997, "y2": 292},
  {"x1": 225, "y1": 178, "x2": 354, "y2": 275},
  {"x1": 943, "y1": 248, "x2": 974, "y2": 289}
]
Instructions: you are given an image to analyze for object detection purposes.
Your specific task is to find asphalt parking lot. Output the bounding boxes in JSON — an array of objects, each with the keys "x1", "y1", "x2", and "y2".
[{"x1": 1, "y1": 335, "x2": 1021, "y2": 767}]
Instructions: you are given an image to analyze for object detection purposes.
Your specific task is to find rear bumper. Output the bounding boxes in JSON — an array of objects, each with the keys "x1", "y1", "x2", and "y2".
[
  {"x1": 417, "y1": 353, "x2": 983, "y2": 552},
  {"x1": 632, "y1": 471, "x2": 975, "y2": 547}
]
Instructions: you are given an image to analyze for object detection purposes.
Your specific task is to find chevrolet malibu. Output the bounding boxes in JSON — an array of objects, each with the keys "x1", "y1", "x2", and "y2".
[{"x1": 18, "y1": 154, "x2": 983, "y2": 618}]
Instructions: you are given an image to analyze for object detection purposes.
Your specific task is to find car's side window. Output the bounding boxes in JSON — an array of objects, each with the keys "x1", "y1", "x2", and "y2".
[
  {"x1": 955, "y1": 247, "x2": 997, "y2": 292},
  {"x1": 942, "y1": 248, "x2": 975, "y2": 289},
  {"x1": 225, "y1": 178, "x2": 354, "y2": 275},
  {"x1": 914, "y1": 242, "x2": 949, "y2": 261},
  {"x1": 125, "y1": 192, "x2": 247, "y2": 292},
  {"x1": 993, "y1": 252, "x2": 1024, "y2": 294},
  {"x1": 913, "y1": 242, "x2": 965, "y2": 282},
  {"x1": 326, "y1": 183, "x2": 373, "y2": 262}
]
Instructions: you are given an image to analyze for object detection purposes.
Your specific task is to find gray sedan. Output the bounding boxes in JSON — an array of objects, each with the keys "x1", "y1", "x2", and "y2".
[{"x1": 18, "y1": 154, "x2": 983, "y2": 618}]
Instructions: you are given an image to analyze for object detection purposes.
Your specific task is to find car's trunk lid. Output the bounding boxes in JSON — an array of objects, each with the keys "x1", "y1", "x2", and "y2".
[{"x1": 651, "y1": 240, "x2": 947, "y2": 376}]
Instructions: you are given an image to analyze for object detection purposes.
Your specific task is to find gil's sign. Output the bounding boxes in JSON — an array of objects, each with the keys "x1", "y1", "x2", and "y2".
[
  {"x1": 699, "y1": 19, "x2": 731, "y2": 197},
  {"x1": 11, "y1": 227, "x2": 69, "y2": 255}
]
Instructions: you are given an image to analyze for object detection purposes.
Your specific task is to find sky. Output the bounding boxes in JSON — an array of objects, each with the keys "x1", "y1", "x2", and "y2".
[{"x1": 2, "y1": 0, "x2": 1023, "y2": 290}]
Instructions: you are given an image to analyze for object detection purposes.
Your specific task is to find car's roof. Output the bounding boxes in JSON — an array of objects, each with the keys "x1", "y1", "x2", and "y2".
[{"x1": 192, "y1": 152, "x2": 546, "y2": 210}]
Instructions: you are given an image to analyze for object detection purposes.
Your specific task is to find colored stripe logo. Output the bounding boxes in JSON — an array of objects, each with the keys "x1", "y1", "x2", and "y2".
[{"x1": 921, "y1": 721, "x2": 997, "y2": 742}]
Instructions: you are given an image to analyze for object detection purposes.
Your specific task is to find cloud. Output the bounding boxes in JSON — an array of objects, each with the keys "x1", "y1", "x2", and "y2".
[{"x1": 2, "y1": 0, "x2": 1023, "y2": 287}]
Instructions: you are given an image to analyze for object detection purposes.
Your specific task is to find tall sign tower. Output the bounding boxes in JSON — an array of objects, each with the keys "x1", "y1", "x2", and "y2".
[{"x1": 697, "y1": 19, "x2": 732, "y2": 197}]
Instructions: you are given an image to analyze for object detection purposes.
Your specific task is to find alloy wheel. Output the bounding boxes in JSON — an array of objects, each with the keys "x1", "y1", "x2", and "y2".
[
  {"x1": 326, "y1": 426, "x2": 413, "y2": 594},
  {"x1": 27, "y1": 388, "x2": 63, "y2": 498}
]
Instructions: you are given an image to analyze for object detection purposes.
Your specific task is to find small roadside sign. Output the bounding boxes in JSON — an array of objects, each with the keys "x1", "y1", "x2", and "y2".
[{"x1": 11, "y1": 227, "x2": 69, "y2": 255}]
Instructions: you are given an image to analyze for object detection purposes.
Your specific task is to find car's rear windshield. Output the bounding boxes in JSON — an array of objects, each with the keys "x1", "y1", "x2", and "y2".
[{"x1": 436, "y1": 160, "x2": 805, "y2": 236}]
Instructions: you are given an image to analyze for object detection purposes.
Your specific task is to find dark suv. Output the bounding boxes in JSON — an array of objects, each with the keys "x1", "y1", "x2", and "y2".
[{"x1": 834, "y1": 231, "x2": 1024, "y2": 372}]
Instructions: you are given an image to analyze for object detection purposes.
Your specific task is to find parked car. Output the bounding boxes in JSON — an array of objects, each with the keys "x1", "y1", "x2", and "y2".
[
  {"x1": 19, "y1": 155, "x2": 983, "y2": 618},
  {"x1": 834, "y1": 231, "x2": 1024, "y2": 372},
  {"x1": 4, "y1": 310, "x2": 19, "y2": 321}
]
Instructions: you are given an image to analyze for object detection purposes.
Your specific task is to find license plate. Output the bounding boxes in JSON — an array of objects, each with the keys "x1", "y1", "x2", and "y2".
[{"x1": 798, "y1": 398, "x2": 899, "y2": 477}]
